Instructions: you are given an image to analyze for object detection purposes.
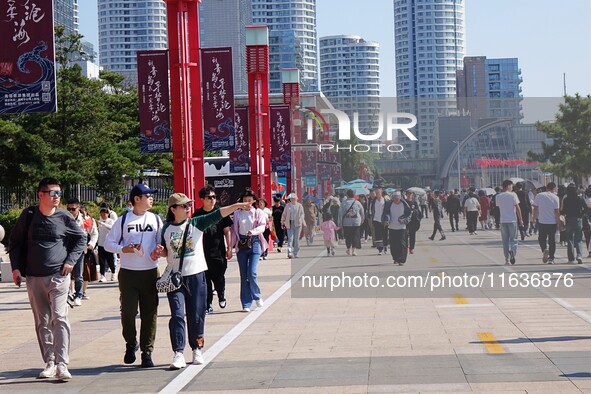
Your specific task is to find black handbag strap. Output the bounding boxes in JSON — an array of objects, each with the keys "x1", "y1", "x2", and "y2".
[{"x1": 178, "y1": 223, "x2": 190, "y2": 273}]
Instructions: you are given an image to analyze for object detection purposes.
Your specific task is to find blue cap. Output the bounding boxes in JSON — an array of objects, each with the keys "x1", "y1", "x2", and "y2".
[{"x1": 130, "y1": 183, "x2": 158, "y2": 201}]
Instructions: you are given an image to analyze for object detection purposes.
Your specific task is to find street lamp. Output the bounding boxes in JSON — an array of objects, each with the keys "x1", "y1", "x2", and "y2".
[{"x1": 453, "y1": 140, "x2": 461, "y2": 191}]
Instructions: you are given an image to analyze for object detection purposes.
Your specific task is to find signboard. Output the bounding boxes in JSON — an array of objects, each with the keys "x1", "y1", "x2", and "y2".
[
  {"x1": 270, "y1": 105, "x2": 291, "y2": 176},
  {"x1": 230, "y1": 107, "x2": 250, "y2": 173},
  {"x1": 0, "y1": 0, "x2": 56, "y2": 113},
  {"x1": 205, "y1": 174, "x2": 251, "y2": 207},
  {"x1": 305, "y1": 176, "x2": 317, "y2": 187},
  {"x1": 137, "y1": 50, "x2": 172, "y2": 153},
  {"x1": 202, "y1": 47, "x2": 236, "y2": 151},
  {"x1": 300, "y1": 150, "x2": 317, "y2": 177}
]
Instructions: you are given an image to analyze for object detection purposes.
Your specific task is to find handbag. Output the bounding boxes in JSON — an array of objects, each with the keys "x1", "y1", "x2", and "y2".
[
  {"x1": 238, "y1": 237, "x2": 252, "y2": 251},
  {"x1": 156, "y1": 225, "x2": 189, "y2": 293}
]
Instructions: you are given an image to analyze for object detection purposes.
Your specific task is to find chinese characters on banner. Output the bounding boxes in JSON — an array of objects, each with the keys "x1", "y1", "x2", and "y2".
[
  {"x1": 137, "y1": 50, "x2": 171, "y2": 153},
  {"x1": 201, "y1": 47, "x2": 236, "y2": 151},
  {"x1": 270, "y1": 105, "x2": 291, "y2": 177},
  {"x1": 230, "y1": 107, "x2": 250, "y2": 173},
  {"x1": 300, "y1": 150, "x2": 317, "y2": 177},
  {"x1": 0, "y1": 0, "x2": 56, "y2": 113}
]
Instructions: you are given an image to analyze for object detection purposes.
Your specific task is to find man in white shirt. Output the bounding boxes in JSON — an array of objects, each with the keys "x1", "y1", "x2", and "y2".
[
  {"x1": 105, "y1": 184, "x2": 163, "y2": 368},
  {"x1": 463, "y1": 192, "x2": 481, "y2": 235},
  {"x1": 532, "y1": 182, "x2": 560, "y2": 264},
  {"x1": 496, "y1": 180, "x2": 524, "y2": 264},
  {"x1": 369, "y1": 187, "x2": 387, "y2": 255}
]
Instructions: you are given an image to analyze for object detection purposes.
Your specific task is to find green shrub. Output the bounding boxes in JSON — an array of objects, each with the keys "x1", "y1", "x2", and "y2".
[{"x1": 0, "y1": 207, "x2": 24, "y2": 247}]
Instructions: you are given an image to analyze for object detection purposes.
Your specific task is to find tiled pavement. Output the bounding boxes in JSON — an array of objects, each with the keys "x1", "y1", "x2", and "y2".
[{"x1": 1, "y1": 219, "x2": 591, "y2": 393}]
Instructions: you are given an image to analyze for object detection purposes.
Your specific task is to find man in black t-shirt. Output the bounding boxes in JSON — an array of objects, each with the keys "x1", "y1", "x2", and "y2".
[
  {"x1": 271, "y1": 196, "x2": 285, "y2": 252},
  {"x1": 193, "y1": 186, "x2": 233, "y2": 313}
]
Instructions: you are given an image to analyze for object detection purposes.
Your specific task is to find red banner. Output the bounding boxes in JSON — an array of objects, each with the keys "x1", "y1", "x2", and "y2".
[
  {"x1": 0, "y1": 0, "x2": 56, "y2": 113},
  {"x1": 300, "y1": 150, "x2": 317, "y2": 177},
  {"x1": 270, "y1": 105, "x2": 291, "y2": 176},
  {"x1": 474, "y1": 158, "x2": 539, "y2": 168},
  {"x1": 202, "y1": 47, "x2": 236, "y2": 151},
  {"x1": 137, "y1": 50, "x2": 171, "y2": 153},
  {"x1": 230, "y1": 107, "x2": 250, "y2": 173}
]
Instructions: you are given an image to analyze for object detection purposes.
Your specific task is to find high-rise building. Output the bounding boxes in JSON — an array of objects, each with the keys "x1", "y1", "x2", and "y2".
[
  {"x1": 98, "y1": 0, "x2": 168, "y2": 84},
  {"x1": 319, "y1": 35, "x2": 380, "y2": 133},
  {"x1": 252, "y1": 0, "x2": 318, "y2": 93},
  {"x1": 456, "y1": 56, "x2": 523, "y2": 125},
  {"x1": 199, "y1": 0, "x2": 252, "y2": 95},
  {"x1": 393, "y1": 0, "x2": 466, "y2": 159},
  {"x1": 54, "y1": 0, "x2": 79, "y2": 35}
]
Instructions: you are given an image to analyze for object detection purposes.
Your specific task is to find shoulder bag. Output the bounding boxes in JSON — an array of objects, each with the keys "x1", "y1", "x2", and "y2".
[{"x1": 156, "y1": 224, "x2": 189, "y2": 293}]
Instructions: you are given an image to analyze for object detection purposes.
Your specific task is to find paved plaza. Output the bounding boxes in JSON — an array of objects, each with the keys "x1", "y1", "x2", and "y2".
[{"x1": 1, "y1": 217, "x2": 591, "y2": 393}]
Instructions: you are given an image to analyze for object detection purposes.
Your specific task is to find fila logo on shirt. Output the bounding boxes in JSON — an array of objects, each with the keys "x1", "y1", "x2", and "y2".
[{"x1": 127, "y1": 224, "x2": 155, "y2": 233}]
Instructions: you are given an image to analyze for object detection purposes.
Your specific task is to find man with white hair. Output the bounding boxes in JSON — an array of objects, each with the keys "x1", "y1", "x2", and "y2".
[
  {"x1": 382, "y1": 191, "x2": 412, "y2": 265},
  {"x1": 281, "y1": 193, "x2": 305, "y2": 258}
]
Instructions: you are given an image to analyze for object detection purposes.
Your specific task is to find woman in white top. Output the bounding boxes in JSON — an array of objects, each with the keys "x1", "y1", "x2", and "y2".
[
  {"x1": 463, "y1": 192, "x2": 482, "y2": 235},
  {"x1": 280, "y1": 193, "x2": 305, "y2": 258},
  {"x1": 154, "y1": 193, "x2": 250, "y2": 370},
  {"x1": 231, "y1": 189, "x2": 269, "y2": 312}
]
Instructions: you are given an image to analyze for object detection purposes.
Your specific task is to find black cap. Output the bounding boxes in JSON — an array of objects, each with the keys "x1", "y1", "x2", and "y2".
[{"x1": 129, "y1": 183, "x2": 158, "y2": 201}]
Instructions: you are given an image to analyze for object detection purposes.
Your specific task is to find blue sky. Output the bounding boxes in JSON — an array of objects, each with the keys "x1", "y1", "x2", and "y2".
[{"x1": 79, "y1": 0, "x2": 590, "y2": 97}]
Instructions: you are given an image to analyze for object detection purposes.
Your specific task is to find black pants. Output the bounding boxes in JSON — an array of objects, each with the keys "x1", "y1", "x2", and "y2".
[
  {"x1": 431, "y1": 220, "x2": 444, "y2": 238},
  {"x1": 448, "y1": 211, "x2": 459, "y2": 231},
  {"x1": 538, "y1": 223, "x2": 557, "y2": 259},
  {"x1": 467, "y1": 211, "x2": 479, "y2": 233},
  {"x1": 520, "y1": 209, "x2": 531, "y2": 238},
  {"x1": 407, "y1": 222, "x2": 420, "y2": 250},
  {"x1": 373, "y1": 220, "x2": 386, "y2": 252},
  {"x1": 205, "y1": 257, "x2": 227, "y2": 307},
  {"x1": 262, "y1": 228, "x2": 270, "y2": 257},
  {"x1": 273, "y1": 219, "x2": 285, "y2": 247},
  {"x1": 389, "y1": 229, "x2": 408, "y2": 263},
  {"x1": 97, "y1": 245, "x2": 116, "y2": 275},
  {"x1": 420, "y1": 205, "x2": 428, "y2": 218},
  {"x1": 343, "y1": 226, "x2": 361, "y2": 249}
]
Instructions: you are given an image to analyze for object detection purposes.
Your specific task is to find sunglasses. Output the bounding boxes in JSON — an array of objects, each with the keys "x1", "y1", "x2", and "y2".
[
  {"x1": 174, "y1": 202, "x2": 192, "y2": 209},
  {"x1": 143, "y1": 193, "x2": 153, "y2": 198},
  {"x1": 205, "y1": 195, "x2": 216, "y2": 200},
  {"x1": 67, "y1": 207, "x2": 78, "y2": 211},
  {"x1": 42, "y1": 190, "x2": 63, "y2": 197}
]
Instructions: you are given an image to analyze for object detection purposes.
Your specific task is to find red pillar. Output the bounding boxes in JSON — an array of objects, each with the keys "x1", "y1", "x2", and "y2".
[
  {"x1": 246, "y1": 26, "x2": 271, "y2": 202},
  {"x1": 166, "y1": 0, "x2": 205, "y2": 202}
]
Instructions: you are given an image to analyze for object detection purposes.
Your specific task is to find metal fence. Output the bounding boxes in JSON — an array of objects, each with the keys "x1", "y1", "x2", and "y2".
[{"x1": 0, "y1": 184, "x2": 174, "y2": 213}]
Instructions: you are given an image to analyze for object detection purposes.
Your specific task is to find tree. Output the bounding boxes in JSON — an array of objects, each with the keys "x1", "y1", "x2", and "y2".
[
  {"x1": 528, "y1": 94, "x2": 591, "y2": 181},
  {"x1": 0, "y1": 29, "x2": 171, "y2": 197}
]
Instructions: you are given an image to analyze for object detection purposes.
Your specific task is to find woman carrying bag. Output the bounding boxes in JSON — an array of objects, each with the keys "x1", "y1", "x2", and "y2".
[
  {"x1": 153, "y1": 193, "x2": 251, "y2": 370},
  {"x1": 231, "y1": 189, "x2": 269, "y2": 312}
]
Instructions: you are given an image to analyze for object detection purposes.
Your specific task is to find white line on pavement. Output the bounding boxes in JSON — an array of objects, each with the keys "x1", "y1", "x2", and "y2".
[{"x1": 159, "y1": 251, "x2": 326, "y2": 394}]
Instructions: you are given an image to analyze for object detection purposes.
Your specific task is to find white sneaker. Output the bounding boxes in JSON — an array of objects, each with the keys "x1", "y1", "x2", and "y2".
[
  {"x1": 110, "y1": 272, "x2": 116, "y2": 281},
  {"x1": 56, "y1": 363, "x2": 72, "y2": 380},
  {"x1": 99, "y1": 275, "x2": 106, "y2": 283},
  {"x1": 82, "y1": 293, "x2": 90, "y2": 300},
  {"x1": 192, "y1": 349, "x2": 204, "y2": 365},
  {"x1": 73, "y1": 297, "x2": 82, "y2": 306},
  {"x1": 351, "y1": 249, "x2": 357, "y2": 256},
  {"x1": 242, "y1": 307, "x2": 251, "y2": 313},
  {"x1": 39, "y1": 361, "x2": 56, "y2": 378},
  {"x1": 255, "y1": 299, "x2": 264, "y2": 308},
  {"x1": 170, "y1": 352, "x2": 186, "y2": 370},
  {"x1": 378, "y1": 251, "x2": 382, "y2": 255}
]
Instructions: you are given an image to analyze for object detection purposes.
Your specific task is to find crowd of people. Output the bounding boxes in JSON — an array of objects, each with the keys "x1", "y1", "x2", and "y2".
[{"x1": 8, "y1": 177, "x2": 591, "y2": 380}]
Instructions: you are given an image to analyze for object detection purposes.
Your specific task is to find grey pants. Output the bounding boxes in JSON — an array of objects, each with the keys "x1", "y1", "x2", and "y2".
[{"x1": 27, "y1": 273, "x2": 71, "y2": 365}]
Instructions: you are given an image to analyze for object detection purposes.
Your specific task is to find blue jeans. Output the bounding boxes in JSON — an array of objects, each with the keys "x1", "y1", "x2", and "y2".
[
  {"x1": 286, "y1": 226, "x2": 301, "y2": 257},
  {"x1": 500, "y1": 222, "x2": 518, "y2": 260},
  {"x1": 565, "y1": 217, "x2": 583, "y2": 261},
  {"x1": 167, "y1": 272, "x2": 207, "y2": 352},
  {"x1": 236, "y1": 236, "x2": 262, "y2": 308},
  {"x1": 71, "y1": 253, "x2": 84, "y2": 298}
]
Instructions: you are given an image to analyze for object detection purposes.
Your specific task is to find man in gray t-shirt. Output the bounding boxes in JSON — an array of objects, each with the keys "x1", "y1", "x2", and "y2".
[{"x1": 9, "y1": 178, "x2": 86, "y2": 381}]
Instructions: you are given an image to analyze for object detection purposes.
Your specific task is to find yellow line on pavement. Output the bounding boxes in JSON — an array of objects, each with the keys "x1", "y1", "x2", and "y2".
[
  {"x1": 429, "y1": 256, "x2": 438, "y2": 263},
  {"x1": 477, "y1": 332, "x2": 505, "y2": 354},
  {"x1": 453, "y1": 293, "x2": 468, "y2": 304}
]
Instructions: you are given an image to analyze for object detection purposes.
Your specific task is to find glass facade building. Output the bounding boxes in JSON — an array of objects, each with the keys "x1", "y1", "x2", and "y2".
[
  {"x1": 98, "y1": 0, "x2": 168, "y2": 84},
  {"x1": 319, "y1": 35, "x2": 380, "y2": 134},
  {"x1": 199, "y1": 0, "x2": 252, "y2": 95},
  {"x1": 393, "y1": 0, "x2": 465, "y2": 159},
  {"x1": 252, "y1": 0, "x2": 318, "y2": 93},
  {"x1": 456, "y1": 56, "x2": 523, "y2": 125},
  {"x1": 54, "y1": 0, "x2": 79, "y2": 35}
]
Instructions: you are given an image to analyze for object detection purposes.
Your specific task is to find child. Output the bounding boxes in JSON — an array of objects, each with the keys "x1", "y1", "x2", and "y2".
[{"x1": 320, "y1": 212, "x2": 339, "y2": 256}]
